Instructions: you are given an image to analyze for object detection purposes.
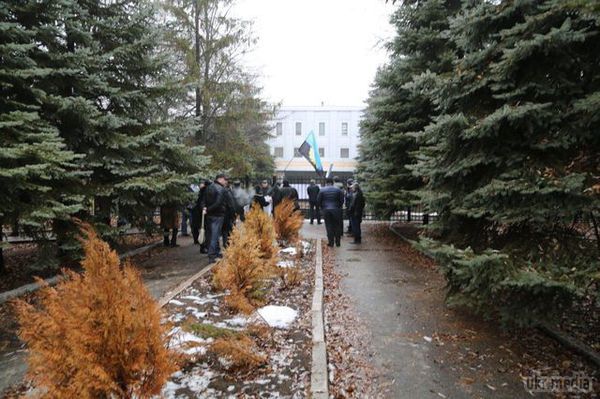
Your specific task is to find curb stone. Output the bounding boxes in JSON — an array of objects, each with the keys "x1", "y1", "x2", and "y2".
[
  {"x1": 0, "y1": 240, "x2": 163, "y2": 305},
  {"x1": 310, "y1": 238, "x2": 329, "y2": 399},
  {"x1": 158, "y1": 262, "x2": 215, "y2": 307}
]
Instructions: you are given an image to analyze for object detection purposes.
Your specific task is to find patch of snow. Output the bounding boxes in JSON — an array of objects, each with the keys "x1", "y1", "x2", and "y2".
[
  {"x1": 301, "y1": 240, "x2": 311, "y2": 252},
  {"x1": 161, "y1": 368, "x2": 215, "y2": 398},
  {"x1": 168, "y1": 299, "x2": 185, "y2": 306},
  {"x1": 276, "y1": 260, "x2": 295, "y2": 268},
  {"x1": 181, "y1": 295, "x2": 215, "y2": 305},
  {"x1": 223, "y1": 316, "x2": 248, "y2": 327},
  {"x1": 257, "y1": 305, "x2": 298, "y2": 329},
  {"x1": 423, "y1": 336, "x2": 432, "y2": 343},
  {"x1": 169, "y1": 327, "x2": 207, "y2": 351},
  {"x1": 280, "y1": 247, "x2": 297, "y2": 255},
  {"x1": 168, "y1": 313, "x2": 186, "y2": 323}
]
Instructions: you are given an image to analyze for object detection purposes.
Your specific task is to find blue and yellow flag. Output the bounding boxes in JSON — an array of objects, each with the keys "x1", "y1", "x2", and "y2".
[{"x1": 298, "y1": 131, "x2": 323, "y2": 176}]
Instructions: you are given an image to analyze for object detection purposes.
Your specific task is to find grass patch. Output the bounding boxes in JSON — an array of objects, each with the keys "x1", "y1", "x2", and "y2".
[{"x1": 186, "y1": 323, "x2": 241, "y2": 339}]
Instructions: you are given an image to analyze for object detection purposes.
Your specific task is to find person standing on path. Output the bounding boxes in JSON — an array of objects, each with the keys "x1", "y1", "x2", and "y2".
[
  {"x1": 160, "y1": 203, "x2": 179, "y2": 247},
  {"x1": 269, "y1": 181, "x2": 282, "y2": 215},
  {"x1": 345, "y1": 178, "x2": 355, "y2": 236},
  {"x1": 307, "y1": 179, "x2": 321, "y2": 224},
  {"x1": 348, "y1": 182, "x2": 365, "y2": 244},
  {"x1": 317, "y1": 177, "x2": 344, "y2": 247},
  {"x1": 280, "y1": 180, "x2": 300, "y2": 211},
  {"x1": 203, "y1": 174, "x2": 227, "y2": 263},
  {"x1": 232, "y1": 180, "x2": 249, "y2": 222},
  {"x1": 196, "y1": 179, "x2": 211, "y2": 253},
  {"x1": 252, "y1": 185, "x2": 270, "y2": 210},
  {"x1": 222, "y1": 183, "x2": 236, "y2": 248}
]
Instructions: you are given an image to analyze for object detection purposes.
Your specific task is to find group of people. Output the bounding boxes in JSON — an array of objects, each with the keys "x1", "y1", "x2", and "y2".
[
  {"x1": 161, "y1": 174, "x2": 364, "y2": 262},
  {"x1": 161, "y1": 175, "x2": 303, "y2": 263},
  {"x1": 308, "y1": 177, "x2": 365, "y2": 247}
]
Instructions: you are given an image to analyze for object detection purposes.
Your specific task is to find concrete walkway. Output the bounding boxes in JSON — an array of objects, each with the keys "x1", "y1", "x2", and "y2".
[
  {"x1": 0, "y1": 236, "x2": 210, "y2": 396},
  {"x1": 302, "y1": 221, "x2": 530, "y2": 398}
]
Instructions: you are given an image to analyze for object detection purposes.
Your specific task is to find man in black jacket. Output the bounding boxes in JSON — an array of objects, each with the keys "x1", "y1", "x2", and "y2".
[
  {"x1": 307, "y1": 180, "x2": 321, "y2": 224},
  {"x1": 203, "y1": 173, "x2": 228, "y2": 262},
  {"x1": 317, "y1": 178, "x2": 344, "y2": 247},
  {"x1": 348, "y1": 183, "x2": 365, "y2": 244},
  {"x1": 279, "y1": 180, "x2": 299, "y2": 210}
]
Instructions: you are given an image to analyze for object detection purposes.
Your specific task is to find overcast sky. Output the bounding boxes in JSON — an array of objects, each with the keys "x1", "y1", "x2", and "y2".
[{"x1": 234, "y1": 0, "x2": 395, "y2": 107}]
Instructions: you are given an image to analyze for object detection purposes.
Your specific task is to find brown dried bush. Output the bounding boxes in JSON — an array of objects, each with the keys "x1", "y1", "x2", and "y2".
[
  {"x1": 212, "y1": 226, "x2": 270, "y2": 314},
  {"x1": 244, "y1": 202, "x2": 278, "y2": 271},
  {"x1": 210, "y1": 334, "x2": 266, "y2": 371},
  {"x1": 15, "y1": 224, "x2": 177, "y2": 399},
  {"x1": 278, "y1": 265, "x2": 304, "y2": 290},
  {"x1": 273, "y1": 197, "x2": 304, "y2": 244}
]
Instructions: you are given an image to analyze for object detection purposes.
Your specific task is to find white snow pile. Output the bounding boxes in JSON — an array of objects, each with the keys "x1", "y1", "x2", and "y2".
[
  {"x1": 168, "y1": 299, "x2": 185, "y2": 306},
  {"x1": 276, "y1": 260, "x2": 295, "y2": 268},
  {"x1": 280, "y1": 247, "x2": 297, "y2": 256},
  {"x1": 257, "y1": 305, "x2": 298, "y2": 329}
]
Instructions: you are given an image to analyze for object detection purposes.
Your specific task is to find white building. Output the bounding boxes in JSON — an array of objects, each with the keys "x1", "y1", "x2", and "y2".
[{"x1": 267, "y1": 106, "x2": 363, "y2": 178}]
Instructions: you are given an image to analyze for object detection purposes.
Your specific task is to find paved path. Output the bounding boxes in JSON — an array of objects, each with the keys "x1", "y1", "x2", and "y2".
[
  {"x1": 302, "y1": 221, "x2": 531, "y2": 398},
  {"x1": 0, "y1": 236, "x2": 209, "y2": 396}
]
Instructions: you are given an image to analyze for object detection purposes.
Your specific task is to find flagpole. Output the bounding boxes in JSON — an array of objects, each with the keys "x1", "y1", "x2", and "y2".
[{"x1": 282, "y1": 156, "x2": 295, "y2": 175}]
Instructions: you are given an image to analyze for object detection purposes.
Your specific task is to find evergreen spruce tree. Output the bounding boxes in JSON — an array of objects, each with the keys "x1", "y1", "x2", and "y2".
[
  {"x1": 0, "y1": 1, "x2": 83, "y2": 272},
  {"x1": 415, "y1": 0, "x2": 600, "y2": 323},
  {"x1": 358, "y1": 0, "x2": 460, "y2": 217}
]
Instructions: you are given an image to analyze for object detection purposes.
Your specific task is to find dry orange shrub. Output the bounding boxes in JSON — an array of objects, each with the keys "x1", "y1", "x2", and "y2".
[
  {"x1": 210, "y1": 334, "x2": 266, "y2": 371},
  {"x1": 279, "y1": 265, "x2": 303, "y2": 290},
  {"x1": 212, "y1": 226, "x2": 271, "y2": 314},
  {"x1": 14, "y1": 224, "x2": 177, "y2": 399},
  {"x1": 273, "y1": 198, "x2": 304, "y2": 244},
  {"x1": 244, "y1": 202, "x2": 278, "y2": 271}
]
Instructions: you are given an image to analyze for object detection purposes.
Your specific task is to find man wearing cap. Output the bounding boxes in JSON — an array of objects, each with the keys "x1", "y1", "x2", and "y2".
[
  {"x1": 317, "y1": 178, "x2": 344, "y2": 247},
  {"x1": 203, "y1": 173, "x2": 228, "y2": 262},
  {"x1": 307, "y1": 180, "x2": 321, "y2": 225}
]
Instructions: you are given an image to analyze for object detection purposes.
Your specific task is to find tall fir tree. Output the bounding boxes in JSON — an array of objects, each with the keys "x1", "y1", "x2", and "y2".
[
  {"x1": 0, "y1": 1, "x2": 83, "y2": 272},
  {"x1": 414, "y1": 0, "x2": 600, "y2": 323},
  {"x1": 357, "y1": 0, "x2": 460, "y2": 217}
]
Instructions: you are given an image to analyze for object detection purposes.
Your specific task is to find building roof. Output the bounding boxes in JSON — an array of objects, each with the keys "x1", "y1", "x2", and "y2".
[{"x1": 278, "y1": 105, "x2": 364, "y2": 112}]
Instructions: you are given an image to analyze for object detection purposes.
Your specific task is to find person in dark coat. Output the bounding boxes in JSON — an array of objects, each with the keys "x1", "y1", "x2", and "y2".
[
  {"x1": 317, "y1": 178, "x2": 344, "y2": 247},
  {"x1": 269, "y1": 181, "x2": 282, "y2": 215},
  {"x1": 222, "y1": 184, "x2": 236, "y2": 248},
  {"x1": 160, "y1": 203, "x2": 179, "y2": 247},
  {"x1": 279, "y1": 180, "x2": 299, "y2": 211},
  {"x1": 345, "y1": 178, "x2": 355, "y2": 235},
  {"x1": 203, "y1": 174, "x2": 228, "y2": 263},
  {"x1": 307, "y1": 179, "x2": 321, "y2": 225},
  {"x1": 252, "y1": 185, "x2": 270, "y2": 210},
  {"x1": 348, "y1": 183, "x2": 365, "y2": 244}
]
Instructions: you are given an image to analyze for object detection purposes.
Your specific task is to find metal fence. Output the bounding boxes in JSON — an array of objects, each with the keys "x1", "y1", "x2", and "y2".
[{"x1": 284, "y1": 177, "x2": 437, "y2": 224}]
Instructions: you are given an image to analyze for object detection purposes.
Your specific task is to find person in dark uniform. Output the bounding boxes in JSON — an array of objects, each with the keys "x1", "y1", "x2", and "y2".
[
  {"x1": 345, "y1": 178, "x2": 355, "y2": 235},
  {"x1": 279, "y1": 180, "x2": 299, "y2": 210},
  {"x1": 348, "y1": 183, "x2": 365, "y2": 244},
  {"x1": 307, "y1": 180, "x2": 321, "y2": 224},
  {"x1": 317, "y1": 178, "x2": 344, "y2": 247}
]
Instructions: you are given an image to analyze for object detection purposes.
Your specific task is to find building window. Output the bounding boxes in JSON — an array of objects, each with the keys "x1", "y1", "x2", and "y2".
[
  {"x1": 276, "y1": 122, "x2": 282, "y2": 136},
  {"x1": 294, "y1": 147, "x2": 301, "y2": 157},
  {"x1": 295, "y1": 122, "x2": 302, "y2": 136},
  {"x1": 340, "y1": 148, "x2": 349, "y2": 158},
  {"x1": 319, "y1": 147, "x2": 325, "y2": 158},
  {"x1": 341, "y1": 122, "x2": 348, "y2": 136},
  {"x1": 274, "y1": 147, "x2": 284, "y2": 158},
  {"x1": 319, "y1": 122, "x2": 325, "y2": 136}
]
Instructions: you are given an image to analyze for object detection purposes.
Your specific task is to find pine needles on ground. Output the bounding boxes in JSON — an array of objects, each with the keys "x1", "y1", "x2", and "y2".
[
  {"x1": 273, "y1": 198, "x2": 304, "y2": 244},
  {"x1": 14, "y1": 224, "x2": 177, "y2": 399},
  {"x1": 210, "y1": 334, "x2": 267, "y2": 371}
]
